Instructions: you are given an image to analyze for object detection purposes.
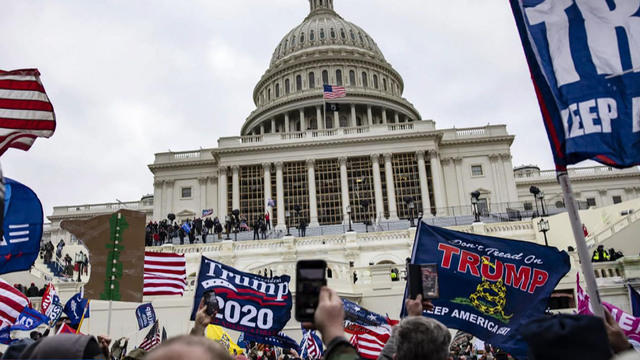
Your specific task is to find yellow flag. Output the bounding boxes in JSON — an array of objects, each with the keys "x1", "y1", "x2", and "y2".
[{"x1": 205, "y1": 325, "x2": 244, "y2": 355}]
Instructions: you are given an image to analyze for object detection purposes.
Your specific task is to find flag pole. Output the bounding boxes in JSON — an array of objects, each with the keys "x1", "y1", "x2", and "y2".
[
  {"x1": 76, "y1": 299, "x2": 90, "y2": 334},
  {"x1": 558, "y1": 171, "x2": 603, "y2": 317}
]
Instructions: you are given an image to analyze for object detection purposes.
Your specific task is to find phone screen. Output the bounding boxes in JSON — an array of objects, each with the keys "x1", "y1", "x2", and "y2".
[
  {"x1": 295, "y1": 260, "x2": 327, "y2": 322},
  {"x1": 203, "y1": 289, "x2": 219, "y2": 316}
]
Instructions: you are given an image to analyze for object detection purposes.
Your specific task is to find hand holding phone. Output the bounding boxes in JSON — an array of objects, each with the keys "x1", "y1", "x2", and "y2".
[
  {"x1": 408, "y1": 263, "x2": 439, "y2": 300},
  {"x1": 203, "y1": 289, "x2": 219, "y2": 317},
  {"x1": 295, "y1": 260, "x2": 327, "y2": 323}
]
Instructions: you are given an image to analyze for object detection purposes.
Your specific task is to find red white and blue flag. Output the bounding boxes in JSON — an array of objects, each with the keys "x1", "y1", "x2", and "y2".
[
  {"x1": 323, "y1": 85, "x2": 346, "y2": 100},
  {"x1": 348, "y1": 324, "x2": 392, "y2": 359},
  {"x1": 509, "y1": 1, "x2": 640, "y2": 169},
  {"x1": 0, "y1": 278, "x2": 30, "y2": 329},
  {"x1": 300, "y1": 328, "x2": 323, "y2": 359},
  {"x1": 143, "y1": 252, "x2": 187, "y2": 296},
  {"x1": 0, "y1": 69, "x2": 56, "y2": 156}
]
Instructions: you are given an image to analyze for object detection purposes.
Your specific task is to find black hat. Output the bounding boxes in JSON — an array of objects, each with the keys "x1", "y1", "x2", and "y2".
[{"x1": 520, "y1": 314, "x2": 612, "y2": 360}]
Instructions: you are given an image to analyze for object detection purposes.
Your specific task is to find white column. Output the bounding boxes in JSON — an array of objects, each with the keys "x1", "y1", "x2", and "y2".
[
  {"x1": 334, "y1": 110, "x2": 339, "y2": 129},
  {"x1": 199, "y1": 177, "x2": 207, "y2": 213},
  {"x1": 350, "y1": 104, "x2": 357, "y2": 127},
  {"x1": 383, "y1": 153, "x2": 399, "y2": 221},
  {"x1": 260, "y1": 123, "x2": 265, "y2": 135},
  {"x1": 263, "y1": 163, "x2": 272, "y2": 228},
  {"x1": 299, "y1": 109, "x2": 306, "y2": 131},
  {"x1": 153, "y1": 180, "x2": 164, "y2": 220},
  {"x1": 429, "y1": 151, "x2": 446, "y2": 216},
  {"x1": 316, "y1": 106, "x2": 324, "y2": 130},
  {"x1": 339, "y1": 157, "x2": 351, "y2": 224},
  {"x1": 367, "y1": 105, "x2": 373, "y2": 126},
  {"x1": 165, "y1": 180, "x2": 174, "y2": 215},
  {"x1": 382, "y1": 108, "x2": 387, "y2": 124},
  {"x1": 416, "y1": 151, "x2": 432, "y2": 216},
  {"x1": 285, "y1": 113, "x2": 290, "y2": 133},
  {"x1": 489, "y1": 154, "x2": 503, "y2": 205},
  {"x1": 371, "y1": 154, "x2": 384, "y2": 223},
  {"x1": 271, "y1": 118, "x2": 276, "y2": 133},
  {"x1": 500, "y1": 154, "x2": 519, "y2": 203},
  {"x1": 218, "y1": 168, "x2": 228, "y2": 220},
  {"x1": 275, "y1": 162, "x2": 286, "y2": 231},
  {"x1": 232, "y1": 165, "x2": 240, "y2": 211},
  {"x1": 394, "y1": 112, "x2": 399, "y2": 124},
  {"x1": 453, "y1": 158, "x2": 466, "y2": 210},
  {"x1": 307, "y1": 159, "x2": 319, "y2": 227}
]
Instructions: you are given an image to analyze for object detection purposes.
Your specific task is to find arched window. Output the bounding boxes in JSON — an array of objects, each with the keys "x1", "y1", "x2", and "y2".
[
  {"x1": 383, "y1": 78, "x2": 387, "y2": 91},
  {"x1": 340, "y1": 28, "x2": 346, "y2": 39},
  {"x1": 330, "y1": 28, "x2": 336, "y2": 39},
  {"x1": 336, "y1": 70, "x2": 343, "y2": 86},
  {"x1": 296, "y1": 75, "x2": 302, "y2": 91},
  {"x1": 373, "y1": 74, "x2": 378, "y2": 89},
  {"x1": 350, "y1": 30, "x2": 355, "y2": 40},
  {"x1": 285, "y1": 79, "x2": 290, "y2": 94},
  {"x1": 275, "y1": 83, "x2": 280, "y2": 97},
  {"x1": 310, "y1": 30, "x2": 315, "y2": 41},
  {"x1": 358, "y1": 32, "x2": 364, "y2": 44},
  {"x1": 291, "y1": 36, "x2": 296, "y2": 47},
  {"x1": 349, "y1": 70, "x2": 356, "y2": 85},
  {"x1": 300, "y1": 32, "x2": 305, "y2": 44},
  {"x1": 361, "y1": 72, "x2": 368, "y2": 88},
  {"x1": 339, "y1": 116, "x2": 348, "y2": 127},
  {"x1": 268, "y1": 88, "x2": 271, "y2": 101},
  {"x1": 308, "y1": 72, "x2": 315, "y2": 88},
  {"x1": 320, "y1": 28, "x2": 325, "y2": 39},
  {"x1": 322, "y1": 70, "x2": 329, "y2": 85}
]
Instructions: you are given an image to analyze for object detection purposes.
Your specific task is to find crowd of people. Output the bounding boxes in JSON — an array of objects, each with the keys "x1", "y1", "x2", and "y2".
[
  {"x1": 592, "y1": 245, "x2": 625, "y2": 263},
  {"x1": 1, "y1": 285, "x2": 638, "y2": 360},
  {"x1": 12, "y1": 282, "x2": 46, "y2": 298}
]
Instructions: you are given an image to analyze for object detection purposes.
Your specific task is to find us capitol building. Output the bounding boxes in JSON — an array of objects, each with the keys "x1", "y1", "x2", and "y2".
[
  {"x1": 149, "y1": 0, "x2": 521, "y2": 229},
  {"x1": 34, "y1": 0, "x2": 640, "y2": 343}
]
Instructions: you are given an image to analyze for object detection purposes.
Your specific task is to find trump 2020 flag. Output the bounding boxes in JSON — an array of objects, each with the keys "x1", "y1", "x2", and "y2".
[
  {"x1": 136, "y1": 303, "x2": 157, "y2": 330},
  {"x1": 63, "y1": 292, "x2": 90, "y2": 326},
  {"x1": 404, "y1": 223, "x2": 570, "y2": 359},
  {"x1": 0, "y1": 178, "x2": 43, "y2": 274},
  {"x1": 509, "y1": 1, "x2": 640, "y2": 169},
  {"x1": 191, "y1": 256, "x2": 291, "y2": 336}
]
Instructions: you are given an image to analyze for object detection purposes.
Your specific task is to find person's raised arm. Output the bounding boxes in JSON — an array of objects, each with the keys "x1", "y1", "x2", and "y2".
[{"x1": 190, "y1": 298, "x2": 215, "y2": 336}]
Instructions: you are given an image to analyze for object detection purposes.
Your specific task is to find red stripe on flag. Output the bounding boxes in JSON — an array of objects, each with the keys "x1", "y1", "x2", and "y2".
[
  {"x1": 145, "y1": 251, "x2": 185, "y2": 258},
  {"x1": 0, "y1": 118, "x2": 56, "y2": 131},
  {"x1": 143, "y1": 252, "x2": 187, "y2": 296},
  {"x1": 0, "y1": 98, "x2": 53, "y2": 112},
  {"x1": 0, "y1": 80, "x2": 46, "y2": 93}
]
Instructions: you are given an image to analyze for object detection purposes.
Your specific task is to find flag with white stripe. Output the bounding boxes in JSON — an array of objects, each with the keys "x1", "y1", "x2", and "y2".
[
  {"x1": 144, "y1": 252, "x2": 187, "y2": 296},
  {"x1": 139, "y1": 320, "x2": 161, "y2": 351},
  {"x1": 348, "y1": 324, "x2": 392, "y2": 359},
  {"x1": 0, "y1": 278, "x2": 30, "y2": 329},
  {"x1": 323, "y1": 84, "x2": 346, "y2": 99},
  {"x1": 0, "y1": 69, "x2": 56, "y2": 156},
  {"x1": 300, "y1": 328, "x2": 323, "y2": 359}
]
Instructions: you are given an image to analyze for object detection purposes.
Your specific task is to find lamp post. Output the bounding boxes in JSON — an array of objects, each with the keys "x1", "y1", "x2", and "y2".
[
  {"x1": 346, "y1": 205, "x2": 353, "y2": 232},
  {"x1": 285, "y1": 210, "x2": 291, "y2": 236},
  {"x1": 537, "y1": 191, "x2": 547, "y2": 216},
  {"x1": 75, "y1": 252, "x2": 83, "y2": 282},
  {"x1": 404, "y1": 196, "x2": 416, "y2": 227},
  {"x1": 471, "y1": 191, "x2": 481, "y2": 222},
  {"x1": 537, "y1": 218, "x2": 550, "y2": 246},
  {"x1": 232, "y1": 209, "x2": 240, "y2": 241},
  {"x1": 360, "y1": 199, "x2": 370, "y2": 233},
  {"x1": 529, "y1": 186, "x2": 541, "y2": 218}
]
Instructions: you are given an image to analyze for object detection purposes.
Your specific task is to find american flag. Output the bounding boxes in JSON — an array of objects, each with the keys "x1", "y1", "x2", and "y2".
[
  {"x1": 0, "y1": 278, "x2": 30, "y2": 329},
  {"x1": 143, "y1": 252, "x2": 187, "y2": 296},
  {"x1": 0, "y1": 69, "x2": 56, "y2": 156},
  {"x1": 323, "y1": 84, "x2": 346, "y2": 99},
  {"x1": 300, "y1": 328, "x2": 323, "y2": 359},
  {"x1": 348, "y1": 324, "x2": 392, "y2": 359},
  {"x1": 139, "y1": 320, "x2": 161, "y2": 351}
]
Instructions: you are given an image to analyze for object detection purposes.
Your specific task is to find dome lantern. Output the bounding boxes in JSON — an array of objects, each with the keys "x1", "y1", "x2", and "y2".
[{"x1": 309, "y1": 0, "x2": 334, "y2": 13}]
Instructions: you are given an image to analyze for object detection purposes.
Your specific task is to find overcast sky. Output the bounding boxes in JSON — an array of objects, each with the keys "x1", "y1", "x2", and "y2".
[{"x1": 2, "y1": 0, "x2": 568, "y2": 217}]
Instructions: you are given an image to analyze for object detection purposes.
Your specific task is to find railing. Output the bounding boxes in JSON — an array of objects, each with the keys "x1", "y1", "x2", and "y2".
[
  {"x1": 241, "y1": 135, "x2": 263, "y2": 144},
  {"x1": 280, "y1": 132, "x2": 306, "y2": 140},
  {"x1": 586, "y1": 209, "x2": 640, "y2": 248},
  {"x1": 517, "y1": 166, "x2": 640, "y2": 181},
  {"x1": 173, "y1": 151, "x2": 201, "y2": 160},
  {"x1": 52, "y1": 201, "x2": 152, "y2": 214},
  {"x1": 456, "y1": 128, "x2": 486, "y2": 136},
  {"x1": 387, "y1": 123, "x2": 413, "y2": 131}
]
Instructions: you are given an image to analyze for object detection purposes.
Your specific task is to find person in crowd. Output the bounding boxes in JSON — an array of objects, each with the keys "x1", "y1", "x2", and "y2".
[
  {"x1": 215, "y1": 218, "x2": 223, "y2": 240},
  {"x1": 253, "y1": 218, "x2": 260, "y2": 240},
  {"x1": 260, "y1": 218, "x2": 267, "y2": 240},
  {"x1": 298, "y1": 219, "x2": 306, "y2": 237},
  {"x1": 264, "y1": 212, "x2": 271, "y2": 231},
  {"x1": 146, "y1": 335, "x2": 233, "y2": 360},
  {"x1": 188, "y1": 226, "x2": 196, "y2": 245},
  {"x1": 26, "y1": 282, "x2": 39, "y2": 297},
  {"x1": 178, "y1": 226, "x2": 186, "y2": 245},
  {"x1": 592, "y1": 245, "x2": 611, "y2": 262}
]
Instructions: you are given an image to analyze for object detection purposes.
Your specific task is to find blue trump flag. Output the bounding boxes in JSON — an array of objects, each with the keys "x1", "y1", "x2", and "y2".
[
  {"x1": 242, "y1": 332, "x2": 301, "y2": 353},
  {"x1": 135, "y1": 303, "x2": 157, "y2": 330},
  {"x1": 63, "y1": 292, "x2": 89, "y2": 325},
  {"x1": 191, "y1": 256, "x2": 291, "y2": 336},
  {"x1": 0, "y1": 178, "x2": 43, "y2": 274},
  {"x1": 403, "y1": 223, "x2": 570, "y2": 359},
  {"x1": 0, "y1": 307, "x2": 49, "y2": 344},
  {"x1": 629, "y1": 285, "x2": 640, "y2": 318},
  {"x1": 509, "y1": 1, "x2": 640, "y2": 169}
]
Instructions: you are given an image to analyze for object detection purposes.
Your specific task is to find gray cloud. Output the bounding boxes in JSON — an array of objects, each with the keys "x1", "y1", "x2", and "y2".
[{"x1": 1, "y1": 0, "x2": 564, "y2": 216}]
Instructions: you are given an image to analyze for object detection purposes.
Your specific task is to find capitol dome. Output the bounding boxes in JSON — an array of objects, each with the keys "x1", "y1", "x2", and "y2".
[{"x1": 242, "y1": 0, "x2": 421, "y2": 136}]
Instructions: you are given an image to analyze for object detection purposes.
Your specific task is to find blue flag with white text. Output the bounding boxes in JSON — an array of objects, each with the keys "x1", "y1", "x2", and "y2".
[
  {"x1": 190, "y1": 256, "x2": 291, "y2": 336},
  {"x1": 0, "y1": 307, "x2": 49, "y2": 344},
  {"x1": 403, "y1": 222, "x2": 570, "y2": 359},
  {"x1": 135, "y1": 303, "x2": 157, "y2": 329},
  {"x1": 629, "y1": 285, "x2": 640, "y2": 318},
  {"x1": 0, "y1": 178, "x2": 43, "y2": 274},
  {"x1": 63, "y1": 292, "x2": 89, "y2": 325},
  {"x1": 243, "y1": 332, "x2": 301, "y2": 353},
  {"x1": 509, "y1": 1, "x2": 640, "y2": 169}
]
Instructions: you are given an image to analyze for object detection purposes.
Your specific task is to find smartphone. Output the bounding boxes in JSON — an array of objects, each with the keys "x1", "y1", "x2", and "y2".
[
  {"x1": 295, "y1": 260, "x2": 327, "y2": 322},
  {"x1": 203, "y1": 289, "x2": 219, "y2": 316},
  {"x1": 408, "y1": 263, "x2": 439, "y2": 300}
]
